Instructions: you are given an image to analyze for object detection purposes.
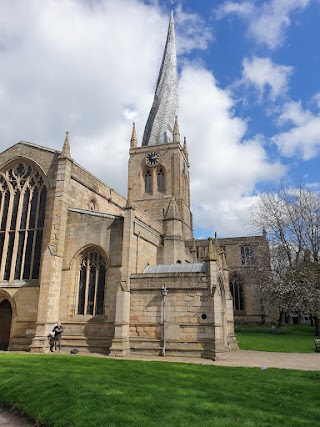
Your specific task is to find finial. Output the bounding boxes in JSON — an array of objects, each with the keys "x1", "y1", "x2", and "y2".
[
  {"x1": 60, "y1": 131, "x2": 71, "y2": 159},
  {"x1": 130, "y1": 123, "x2": 138, "y2": 149},
  {"x1": 173, "y1": 116, "x2": 180, "y2": 144}
]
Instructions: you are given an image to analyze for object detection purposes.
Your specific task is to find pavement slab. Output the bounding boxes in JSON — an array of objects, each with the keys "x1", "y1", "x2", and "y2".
[
  {"x1": 109, "y1": 349, "x2": 320, "y2": 371},
  {"x1": 0, "y1": 410, "x2": 34, "y2": 427}
]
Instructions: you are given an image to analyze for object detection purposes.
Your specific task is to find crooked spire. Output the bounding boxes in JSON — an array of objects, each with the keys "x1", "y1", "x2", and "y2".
[{"x1": 142, "y1": 11, "x2": 179, "y2": 147}]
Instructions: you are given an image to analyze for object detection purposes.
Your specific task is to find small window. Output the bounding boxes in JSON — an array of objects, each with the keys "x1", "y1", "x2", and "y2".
[
  {"x1": 88, "y1": 199, "x2": 96, "y2": 211},
  {"x1": 229, "y1": 273, "x2": 244, "y2": 311},
  {"x1": 157, "y1": 168, "x2": 165, "y2": 192},
  {"x1": 241, "y1": 246, "x2": 254, "y2": 265},
  {"x1": 145, "y1": 170, "x2": 152, "y2": 193}
]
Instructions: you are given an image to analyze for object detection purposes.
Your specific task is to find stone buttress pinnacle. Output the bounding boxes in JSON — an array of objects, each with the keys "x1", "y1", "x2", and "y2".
[
  {"x1": 130, "y1": 122, "x2": 138, "y2": 148},
  {"x1": 173, "y1": 115, "x2": 180, "y2": 144},
  {"x1": 164, "y1": 197, "x2": 181, "y2": 220},
  {"x1": 60, "y1": 131, "x2": 71, "y2": 159},
  {"x1": 142, "y1": 11, "x2": 179, "y2": 146}
]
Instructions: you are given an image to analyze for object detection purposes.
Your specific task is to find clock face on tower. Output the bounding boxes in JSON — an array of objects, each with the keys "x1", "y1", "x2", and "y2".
[{"x1": 146, "y1": 151, "x2": 161, "y2": 167}]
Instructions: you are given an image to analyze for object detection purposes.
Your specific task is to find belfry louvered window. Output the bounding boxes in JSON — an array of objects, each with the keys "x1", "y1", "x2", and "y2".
[
  {"x1": 78, "y1": 251, "x2": 106, "y2": 316},
  {"x1": 0, "y1": 162, "x2": 47, "y2": 282},
  {"x1": 157, "y1": 168, "x2": 165, "y2": 192},
  {"x1": 145, "y1": 170, "x2": 152, "y2": 193}
]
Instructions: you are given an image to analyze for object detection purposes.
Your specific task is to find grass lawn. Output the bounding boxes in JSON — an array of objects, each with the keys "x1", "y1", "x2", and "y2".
[
  {"x1": 235, "y1": 324, "x2": 317, "y2": 353},
  {"x1": 0, "y1": 353, "x2": 319, "y2": 427}
]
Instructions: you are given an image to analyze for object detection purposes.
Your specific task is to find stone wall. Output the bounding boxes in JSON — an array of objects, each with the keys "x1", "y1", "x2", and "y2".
[
  {"x1": 190, "y1": 236, "x2": 277, "y2": 323},
  {"x1": 0, "y1": 285, "x2": 39, "y2": 350},
  {"x1": 129, "y1": 272, "x2": 217, "y2": 359}
]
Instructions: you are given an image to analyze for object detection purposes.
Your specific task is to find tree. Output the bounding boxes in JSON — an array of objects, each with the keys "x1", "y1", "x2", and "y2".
[{"x1": 252, "y1": 181, "x2": 320, "y2": 335}]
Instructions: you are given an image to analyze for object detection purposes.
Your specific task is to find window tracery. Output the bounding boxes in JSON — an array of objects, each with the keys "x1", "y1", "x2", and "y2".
[
  {"x1": 77, "y1": 250, "x2": 106, "y2": 316},
  {"x1": 241, "y1": 246, "x2": 254, "y2": 265},
  {"x1": 0, "y1": 162, "x2": 47, "y2": 282}
]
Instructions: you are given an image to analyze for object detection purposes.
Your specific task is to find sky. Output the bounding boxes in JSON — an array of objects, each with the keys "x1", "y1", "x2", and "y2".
[{"x1": 0, "y1": 0, "x2": 320, "y2": 238}]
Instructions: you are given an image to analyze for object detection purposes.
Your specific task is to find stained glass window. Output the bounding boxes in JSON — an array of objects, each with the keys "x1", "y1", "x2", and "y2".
[
  {"x1": 0, "y1": 162, "x2": 47, "y2": 282},
  {"x1": 77, "y1": 250, "x2": 106, "y2": 316}
]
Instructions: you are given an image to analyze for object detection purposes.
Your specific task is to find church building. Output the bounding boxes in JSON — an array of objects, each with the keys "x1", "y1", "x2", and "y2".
[{"x1": 0, "y1": 12, "x2": 269, "y2": 358}]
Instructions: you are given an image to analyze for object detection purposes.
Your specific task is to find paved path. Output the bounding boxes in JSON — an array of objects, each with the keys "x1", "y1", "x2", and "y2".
[
  {"x1": 0, "y1": 409, "x2": 33, "y2": 427},
  {"x1": 1, "y1": 349, "x2": 319, "y2": 426},
  {"x1": 111, "y1": 349, "x2": 320, "y2": 371}
]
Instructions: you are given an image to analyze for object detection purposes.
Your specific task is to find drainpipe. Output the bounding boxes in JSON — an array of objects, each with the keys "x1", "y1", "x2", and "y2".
[{"x1": 160, "y1": 285, "x2": 168, "y2": 356}]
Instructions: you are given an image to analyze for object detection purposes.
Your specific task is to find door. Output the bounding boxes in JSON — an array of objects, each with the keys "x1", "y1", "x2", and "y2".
[{"x1": 0, "y1": 300, "x2": 12, "y2": 350}]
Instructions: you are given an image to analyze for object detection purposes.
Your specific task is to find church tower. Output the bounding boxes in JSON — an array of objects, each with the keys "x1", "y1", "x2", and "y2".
[{"x1": 128, "y1": 12, "x2": 193, "y2": 263}]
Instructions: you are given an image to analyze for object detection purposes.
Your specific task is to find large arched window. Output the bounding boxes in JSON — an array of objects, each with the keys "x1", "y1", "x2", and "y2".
[
  {"x1": 145, "y1": 170, "x2": 152, "y2": 193},
  {"x1": 229, "y1": 273, "x2": 244, "y2": 311},
  {"x1": 77, "y1": 250, "x2": 106, "y2": 316},
  {"x1": 0, "y1": 162, "x2": 47, "y2": 282}
]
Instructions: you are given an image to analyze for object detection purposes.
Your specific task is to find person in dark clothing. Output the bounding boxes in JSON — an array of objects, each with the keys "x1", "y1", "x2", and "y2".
[
  {"x1": 52, "y1": 322, "x2": 63, "y2": 352},
  {"x1": 48, "y1": 333, "x2": 55, "y2": 352}
]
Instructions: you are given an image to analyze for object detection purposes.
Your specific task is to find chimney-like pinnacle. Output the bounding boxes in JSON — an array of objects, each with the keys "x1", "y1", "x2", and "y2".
[
  {"x1": 173, "y1": 116, "x2": 180, "y2": 144},
  {"x1": 60, "y1": 131, "x2": 71, "y2": 159},
  {"x1": 130, "y1": 123, "x2": 138, "y2": 149}
]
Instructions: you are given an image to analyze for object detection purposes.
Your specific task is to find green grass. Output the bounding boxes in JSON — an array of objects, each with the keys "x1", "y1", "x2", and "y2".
[
  {"x1": 235, "y1": 324, "x2": 316, "y2": 353},
  {"x1": 0, "y1": 353, "x2": 319, "y2": 427}
]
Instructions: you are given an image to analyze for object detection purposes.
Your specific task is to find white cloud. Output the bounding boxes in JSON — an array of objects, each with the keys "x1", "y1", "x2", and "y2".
[
  {"x1": 240, "y1": 57, "x2": 293, "y2": 101},
  {"x1": 216, "y1": 0, "x2": 310, "y2": 49},
  {"x1": 175, "y1": 4, "x2": 213, "y2": 54},
  {"x1": 180, "y1": 65, "x2": 285, "y2": 236},
  {"x1": 312, "y1": 92, "x2": 320, "y2": 109},
  {"x1": 0, "y1": 0, "x2": 286, "y2": 237},
  {"x1": 0, "y1": 0, "x2": 168, "y2": 192},
  {"x1": 272, "y1": 102, "x2": 320, "y2": 160},
  {"x1": 277, "y1": 101, "x2": 313, "y2": 126}
]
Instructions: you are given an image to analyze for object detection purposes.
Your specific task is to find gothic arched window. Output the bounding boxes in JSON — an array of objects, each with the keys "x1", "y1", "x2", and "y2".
[
  {"x1": 77, "y1": 250, "x2": 106, "y2": 316},
  {"x1": 229, "y1": 273, "x2": 244, "y2": 311},
  {"x1": 157, "y1": 168, "x2": 165, "y2": 192},
  {"x1": 145, "y1": 170, "x2": 152, "y2": 193},
  {"x1": 0, "y1": 162, "x2": 47, "y2": 282}
]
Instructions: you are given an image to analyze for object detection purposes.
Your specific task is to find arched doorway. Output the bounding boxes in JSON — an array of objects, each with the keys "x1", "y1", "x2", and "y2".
[{"x1": 0, "y1": 300, "x2": 12, "y2": 350}]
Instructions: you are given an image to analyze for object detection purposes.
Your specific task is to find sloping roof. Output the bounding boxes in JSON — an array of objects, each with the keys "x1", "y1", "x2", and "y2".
[{"x1": 143, "y1": 262, "x2": 206, "y2": 274}]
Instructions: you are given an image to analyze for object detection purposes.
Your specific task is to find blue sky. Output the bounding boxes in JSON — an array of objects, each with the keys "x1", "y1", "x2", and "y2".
[{"x1": 0, "y1": 0, "x2": 319, "y2": 238}]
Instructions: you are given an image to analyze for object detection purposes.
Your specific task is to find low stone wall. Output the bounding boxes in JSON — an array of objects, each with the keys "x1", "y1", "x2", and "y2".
[{"x1": 129, "y1": 272, "x2": 216, "y2": 359}]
